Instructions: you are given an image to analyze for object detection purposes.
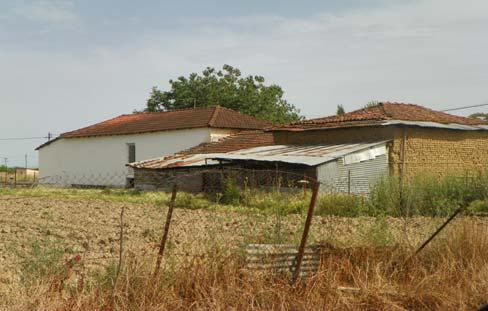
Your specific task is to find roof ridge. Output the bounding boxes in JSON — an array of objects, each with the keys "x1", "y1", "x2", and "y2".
[{"x1": 122, "y1": 106, "x2": 219, "y2": 116}]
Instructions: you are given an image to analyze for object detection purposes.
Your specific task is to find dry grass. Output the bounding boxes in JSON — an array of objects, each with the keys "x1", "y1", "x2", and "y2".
[
  {"x1": 5, "y1": 220, "x2": 488, "y2": 311},
  {"x1": 1, "y1": 191, "x2": 488, "y2": 310}
]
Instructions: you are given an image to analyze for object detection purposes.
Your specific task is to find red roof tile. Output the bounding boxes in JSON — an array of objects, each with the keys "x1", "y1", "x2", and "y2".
[
  {"x1": 275, "y1": 102, "x2": 487, "y2": 131},
  {"x1": 61, "y1": 106, "x2": 270, "y2": 138},
  {"x1": 129, "y1": 130, "x2": 275, "y2": 169}
]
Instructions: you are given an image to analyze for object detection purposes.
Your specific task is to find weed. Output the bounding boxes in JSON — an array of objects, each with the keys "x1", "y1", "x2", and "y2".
[
  {"x1": 360, "y1": 215, "x2": 395, "y2": 246},
  {"x1": 16, "y1": 239, "x2": 67, "y2": 285}
]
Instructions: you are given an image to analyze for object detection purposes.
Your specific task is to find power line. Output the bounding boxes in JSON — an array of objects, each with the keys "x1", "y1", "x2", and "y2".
[
  {"x1": 441, "y1": 103, "x2": 488, "y2": 112},
  {"x1": 0, "y1": 134, "x2": 59, "y2": 141},
  {"x1": 0, "y1": 137, "x2": 47, "y2": 141}
]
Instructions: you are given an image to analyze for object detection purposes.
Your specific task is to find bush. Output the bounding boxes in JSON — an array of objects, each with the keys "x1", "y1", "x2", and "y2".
[
  {"x1": 176, "y1": 192, "x2": 211, "y2": 210},
  {"x1": 469, "y1": 199, "x2": 488, "y2": 215},
  {"x1": 368, "y1": 171, "x2": 488, "y2": 217},
  {"x1": 243, "y1": 191, "x2": 307, "y2": 215},
  {"x1": 360, "y1": 215, "x2": 394, "y2": 246},
  {"x1": 315, "y1": 193, "x2": 365, "y2": 217},
  {"x1": 218, "y1": 178, "x2": 243, "y2": 205}
]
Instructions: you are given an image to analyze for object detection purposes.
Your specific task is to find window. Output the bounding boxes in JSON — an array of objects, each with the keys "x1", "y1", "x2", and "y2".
[{"x1": 127, "y1": 143, "x2": 136, "y2": 163}]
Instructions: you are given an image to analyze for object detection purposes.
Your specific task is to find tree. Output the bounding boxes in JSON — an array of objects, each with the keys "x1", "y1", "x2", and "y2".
[
  {"x1": 145, "y1": 65, "x2": 302, "y2": 124},
  {"x1": 469, "y1": 112, "x2": 488, "y2": 121},
  {"x1": 336, "y1": 105, "x2": 345, "y2": 115}
]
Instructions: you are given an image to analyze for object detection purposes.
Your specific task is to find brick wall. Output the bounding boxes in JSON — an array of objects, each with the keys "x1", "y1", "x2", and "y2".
[
  {"x1": 402, "y1": 127, "x2": 488, "y2": 177},
  {"x1": 274, "y1": 125, "x2": 488, "y2": 177}
]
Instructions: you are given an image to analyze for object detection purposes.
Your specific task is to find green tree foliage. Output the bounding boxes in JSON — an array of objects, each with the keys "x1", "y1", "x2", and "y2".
[
  {"x1": 469, "y1": 112, "x2": 488, "y2": 121},
  {"x1": 145, "y1": 65, "x2": 302, "y2": 124},
  {"x1": 0, "y1": 165, "x2": 13, "y2": 173},
  {"x1": 336, "y1": 105, "x2": 345, "y2": 115}
]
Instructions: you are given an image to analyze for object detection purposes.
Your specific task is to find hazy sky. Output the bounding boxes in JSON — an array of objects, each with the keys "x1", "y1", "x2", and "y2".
[{"x1": 1, "y1": 0, "x2": 487, "y2": 167}]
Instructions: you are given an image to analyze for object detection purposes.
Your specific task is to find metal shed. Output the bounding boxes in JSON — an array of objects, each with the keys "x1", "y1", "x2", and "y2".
[
  {"x1": 212, "y1": 141, "x2": 390, "y2": 194},
  {"x1": 129, "y1": 140, "x2": 391, "y2": 194}
]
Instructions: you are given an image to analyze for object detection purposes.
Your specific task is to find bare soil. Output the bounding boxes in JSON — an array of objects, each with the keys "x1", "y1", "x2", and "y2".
[{"x1": 0, "y1": 195, "x2": 482, "y2": 294}]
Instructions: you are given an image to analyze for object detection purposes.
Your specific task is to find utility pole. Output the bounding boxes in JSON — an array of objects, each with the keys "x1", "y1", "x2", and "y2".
[{"x1": 25, "y1": 154, "x2": 28, "y2": 169}]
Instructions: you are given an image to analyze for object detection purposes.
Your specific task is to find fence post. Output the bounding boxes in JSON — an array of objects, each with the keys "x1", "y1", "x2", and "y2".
[
  {"x1": 153, "y1": 183, "x2": 178, "y2": 278},
  {"x1": 347, "y1": 170, "x2": 351, "y2": 194},
  {"x1": 293, "y1": 180, "x2": 320, "y2": 283},
  {"x1": 113, "y1": 205, "x2": 126, "y2": 295}
]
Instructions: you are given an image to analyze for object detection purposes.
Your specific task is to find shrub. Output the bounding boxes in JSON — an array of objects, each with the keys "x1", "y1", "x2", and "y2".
[
  {"x1": 243, "y1": 191, "x2": 307, "y2": 215},
  {"x1": 176, "y1": 192, "x2": 211, "y2": 210},
  {"x1": 218, "y1": 177, "x2": 243, "y2": 205},
  {"x1": 368, "y1": 171, "x2": 488, "y2": 217},
  {"x1": 468, "y1": 199, "x2": 488, "y2": 215},
  {"x1": 315, "y1": 193, "x2": 365, "y2": 217},
  {"x1": 360, "y1": 215, "x2": 395, "y2": 246}
]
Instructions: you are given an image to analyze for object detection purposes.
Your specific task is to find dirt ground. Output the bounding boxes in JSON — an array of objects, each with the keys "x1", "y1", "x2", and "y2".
[{"x1": 0, "y1": 194, "x2": 482, "y2": 295}]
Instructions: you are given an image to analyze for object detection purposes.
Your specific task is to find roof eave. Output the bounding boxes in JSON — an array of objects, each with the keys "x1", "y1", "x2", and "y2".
[{"x1": 269, "y1": 120, "x2": 488, "y2": 132}]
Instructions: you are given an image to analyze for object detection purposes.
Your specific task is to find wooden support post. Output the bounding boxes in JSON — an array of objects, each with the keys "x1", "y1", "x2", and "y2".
[
  {"x1": 293, "y1": 181, "x2": 320, "y2": 283},
  {"x1": 153, "y1": 184, "x2": 178, "y2": 278}
]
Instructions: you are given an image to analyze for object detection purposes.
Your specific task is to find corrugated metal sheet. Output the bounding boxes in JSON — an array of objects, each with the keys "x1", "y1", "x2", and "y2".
[
  {"x1": 246, "y1": 244, "x2": 321, "y2": 278},
  {"x1": 343, "y1": 145, "x2": 386, "y2": 165},
  {"x1": 212, "y1": 141, "x2": 390, "y2": 166},
  {"x1": 317, "y1": 148, "x2": 389, "y2": 194},
  {"x1": 129, "y1": 153, "x2": 221, "y2": 169},
  {"x1": 384, "y1": 120, "x2": 488, "y2": 131}
]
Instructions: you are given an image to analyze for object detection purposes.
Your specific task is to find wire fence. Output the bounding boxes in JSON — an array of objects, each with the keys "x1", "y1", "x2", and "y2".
[{"x1": 1, "y1": 167, "x2": 487, "y2": 288}]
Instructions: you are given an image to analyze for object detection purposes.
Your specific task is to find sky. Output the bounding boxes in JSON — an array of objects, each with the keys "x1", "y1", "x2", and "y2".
[{"x1": 1, "y1": 0, "x2": 487, "y2": 167}]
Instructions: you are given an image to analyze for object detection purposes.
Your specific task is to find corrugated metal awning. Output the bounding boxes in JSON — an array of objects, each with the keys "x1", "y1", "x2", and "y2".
[
  {"x1": 384, "y1": 120, "x2": 488, "y2": 131},
  {"x1": 211, "y1": 141, "x2": 390, "y2": 167},
  {"x1": 128, "y1": 153, "x2": 222, "y2": 169}
]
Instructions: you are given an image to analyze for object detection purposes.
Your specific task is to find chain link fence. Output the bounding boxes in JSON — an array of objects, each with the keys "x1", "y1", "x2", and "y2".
[{"x1": 1, "y1": 167, "x2": 488, "y2": 292}]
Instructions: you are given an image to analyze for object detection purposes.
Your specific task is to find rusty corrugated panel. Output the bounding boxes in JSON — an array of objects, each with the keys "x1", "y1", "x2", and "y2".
[{"x1": 246, "y1": 244, "x2": 322, "y2": 278}]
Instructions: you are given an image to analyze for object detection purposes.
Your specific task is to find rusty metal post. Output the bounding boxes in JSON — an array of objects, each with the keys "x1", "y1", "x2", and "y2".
[
  {"x1": 153, "y1": 184, "x2": 178, "y2": 278},
  {"x1": 414, "y1": 205, "x2": 465, "y2": 256},
  {"x1": 293, "y1": 180, "x2": 320, "y2": 283}
]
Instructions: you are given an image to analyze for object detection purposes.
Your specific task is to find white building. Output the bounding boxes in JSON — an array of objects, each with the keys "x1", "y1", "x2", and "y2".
[{"x1": 36, "y1": 106, "x2": 269, "y2": 187}]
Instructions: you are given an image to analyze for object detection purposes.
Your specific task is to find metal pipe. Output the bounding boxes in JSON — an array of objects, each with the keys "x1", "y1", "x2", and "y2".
[{"x1": 414, "y1": 205, "x2": 465, "y2": 256}]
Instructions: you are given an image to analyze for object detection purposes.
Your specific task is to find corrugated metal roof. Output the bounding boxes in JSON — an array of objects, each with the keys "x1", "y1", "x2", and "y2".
[
  {"x1": 211, "y1": 141, "x2": 390, "y2": 166},
  {"x1": 128, "y1": 153, "x2": 222, "y2": 169},
  {"x1": 127, "y1": 130, "x2": 275, "y2": 169},
  {"x1": 383, "y1": 120, "x2": 488, "y2": 131},
  {"x1": 129, "y1": 141, "x2": 390, "y2": 169}
]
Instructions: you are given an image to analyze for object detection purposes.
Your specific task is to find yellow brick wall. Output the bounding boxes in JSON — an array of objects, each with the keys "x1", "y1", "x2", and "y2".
[{"x1": 273, "y1": 126, "x2": 488, "y2": 177}]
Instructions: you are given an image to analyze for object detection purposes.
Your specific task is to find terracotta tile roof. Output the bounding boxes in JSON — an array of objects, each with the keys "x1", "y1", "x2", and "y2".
[
  {"x1": 275, "y1": 102, "x2": 487, "y2": 131},
  {"x1": 36, "y1": 106, "x2": 271, "y2": 149},
  {"x1": 60, "y1": 106, "x2": 270, "y2": 138},
  {"x1": 129, "y1": 130, "x2": 275, "y2": 169}
]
